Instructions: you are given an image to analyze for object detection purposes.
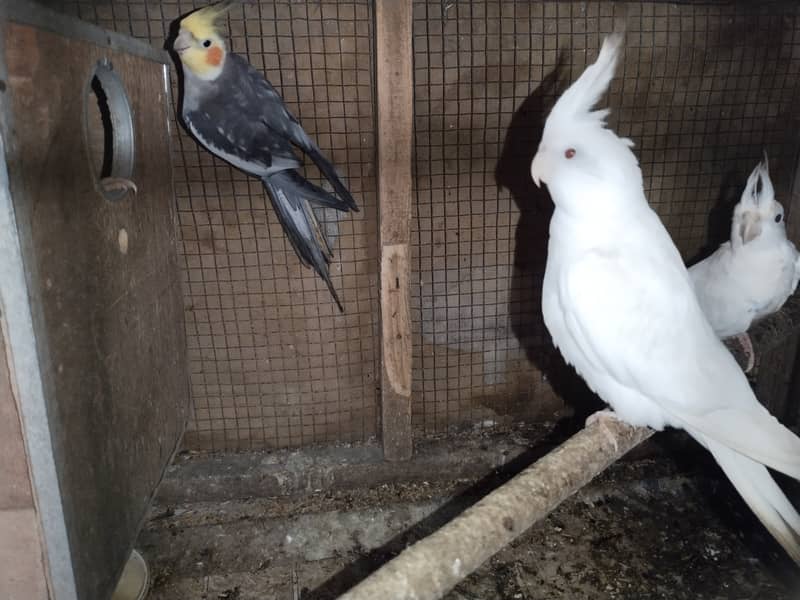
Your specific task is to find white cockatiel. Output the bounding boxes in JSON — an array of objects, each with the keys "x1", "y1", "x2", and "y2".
[
  {"x1": 690, "y1": 155, "x2": 800, "y2": 368},
  {"x1": 531, "y1": 33, "x2": 800, "y2": 563}
]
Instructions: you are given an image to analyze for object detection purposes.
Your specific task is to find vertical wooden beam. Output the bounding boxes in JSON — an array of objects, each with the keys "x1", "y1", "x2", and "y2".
[{"x1": 376, "y1": 0, "x2": 413, "y2": 461}]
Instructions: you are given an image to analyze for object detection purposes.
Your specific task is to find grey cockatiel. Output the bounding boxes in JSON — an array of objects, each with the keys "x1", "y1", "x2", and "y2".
[
  {"x1": 690, "y1": 155, "x2": 800, "y2": 369},
  {"x1": 531, "y1": 33, "x2": 800, "y2": 563},
  {"x1": 171, "y1": 1, "x2": 358, "y2": 311}
]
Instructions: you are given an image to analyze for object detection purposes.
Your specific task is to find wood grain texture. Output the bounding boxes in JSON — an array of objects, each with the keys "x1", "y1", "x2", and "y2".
[
  {"x1": 0, "y1": 509, "x2": 49, "y2": 600},
  {"x1": 380, "y1": 245, "x2": 413, "y2": 460},
  {"x1": 381, "y1": 245, "x2": 412, "y2": 396},
  {"x1": 5, "y1": 23, "x2": 186, "y2": 600},
  {"x1": 376, "y1": 0, "x2": 413, "y2": 461},
  {"x1": 0, "y1": 317, "x2": 34, "y2": 511},
  {"x1": 376, "y1": 0, "x2": 413, "y2": 246},
  {"x1": 0, "y1": 317, "x2": 47, "y2": 599}
]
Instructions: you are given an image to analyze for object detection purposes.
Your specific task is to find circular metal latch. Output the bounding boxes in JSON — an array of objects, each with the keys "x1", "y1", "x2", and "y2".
[{"x1": 83, "y1": 58, "x2": 137, "y2": 201}]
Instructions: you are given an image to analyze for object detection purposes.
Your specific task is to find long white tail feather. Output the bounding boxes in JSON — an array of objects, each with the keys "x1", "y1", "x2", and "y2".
[
  {"x1": 703, "y1": 435, "x2": 800, "y2": 564},
  {"x1": 674, "y1": 405, "x2": 800, "y2": 482}
]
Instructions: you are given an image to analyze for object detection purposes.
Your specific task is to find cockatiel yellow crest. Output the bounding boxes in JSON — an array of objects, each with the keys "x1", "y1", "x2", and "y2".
[
  {"x1": 180, "y1": 1, "x2": 235, "y2": 40},
  {"x1": 174, "y1": 1, "x2": 238, "y2": 79}
]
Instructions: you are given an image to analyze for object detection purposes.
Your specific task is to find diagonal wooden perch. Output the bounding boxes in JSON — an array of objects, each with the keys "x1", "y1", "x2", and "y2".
[
  {"x1": 339, "y1": 419, "x2": 653, "y2": 600},
  {"x1": 338, "y1": 293, "x2": 800, "y2": 600}
]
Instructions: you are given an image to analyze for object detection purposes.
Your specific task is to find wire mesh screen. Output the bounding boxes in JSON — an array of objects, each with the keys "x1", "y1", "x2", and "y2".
[
  {"x1": 45, "y1": 0, "x2": 800, "y2": 446},
  {"x1": 410, "y1": 0, "x2": 800, "y2": 434},
  {"x1": 53, "y1": 0, "x2": 380, "y2": 450}
]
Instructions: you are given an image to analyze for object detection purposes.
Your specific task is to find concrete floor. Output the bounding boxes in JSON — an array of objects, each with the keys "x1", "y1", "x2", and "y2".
[{"x1": 137, "y1": 426, "x2": 800, "y2": 599}]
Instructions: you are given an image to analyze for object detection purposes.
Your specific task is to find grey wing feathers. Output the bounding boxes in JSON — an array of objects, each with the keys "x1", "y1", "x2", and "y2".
[
  {"x1": 234, "y1": 54, "x2": 359, "y2": 211},
  {"x1": 184, "y1": 107, "x2": 301, "y2": 174},
  {"x1": 261, "y1": 172, "x2": 344, "y2": 311},
  {"x1": 183, "y1": 56, "x2": 302, "y2": 173}
]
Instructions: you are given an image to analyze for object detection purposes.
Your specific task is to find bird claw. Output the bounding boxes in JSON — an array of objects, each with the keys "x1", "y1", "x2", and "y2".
[
  {"x1": 99, "y1": 177, "x2": 138, "y2": 195},
  {"x1": 585, "y1": 409, "x2": 621, "y2": 452},
  {"x1": 733, "y1": 332, "x2": 755, "y2": 373}
]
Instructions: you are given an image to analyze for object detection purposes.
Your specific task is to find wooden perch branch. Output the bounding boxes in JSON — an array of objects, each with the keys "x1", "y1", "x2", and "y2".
[
  {"x1": 339, "y1": 297, "x2": 800, "y2": 599},
  {"x1": 339, "y1": 420, "x2": 654, "y2": 600}
]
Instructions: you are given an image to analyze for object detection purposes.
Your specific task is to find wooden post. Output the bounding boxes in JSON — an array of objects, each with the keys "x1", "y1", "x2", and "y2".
[{"x1": 376, "y1": 0, "x2": 414, "y2": 461}]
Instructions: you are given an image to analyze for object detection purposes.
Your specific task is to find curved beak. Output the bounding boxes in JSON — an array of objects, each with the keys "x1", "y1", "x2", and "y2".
[
  {"x1": 173, "y1": 29, "x2": 192, "y2": 55},
  {"x1": 739, "y1": 213, "x2": 762, "y2": 245},
  {"x1": 530, "y1": 151, "x2": 548, "y2": 188}
]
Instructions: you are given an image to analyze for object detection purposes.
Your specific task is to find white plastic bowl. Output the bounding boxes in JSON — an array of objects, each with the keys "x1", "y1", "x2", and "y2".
[{"x1": 111, "y1": 549, "x2": 149, "y2": 600}]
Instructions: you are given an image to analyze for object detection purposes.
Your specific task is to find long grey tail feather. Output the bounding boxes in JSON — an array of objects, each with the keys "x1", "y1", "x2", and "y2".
[
  {"x1": 282, "y1": 169, "x2": 354, "y2": 213},
  {"x1": 309, "y1": 207, "x2": 335, "y2": 259},
  {"x1": 305, "y1": 146, "x2": 359, "y2": 212},
  {"x1": 261, "y1": 172, "x2": 345, "y2": 312},
  {"x1": 301, "y1": 201, "x2": 343, "y2": 309},
  {"x1": 704, "y1": 436, "x2": 800, "y2": 565}
]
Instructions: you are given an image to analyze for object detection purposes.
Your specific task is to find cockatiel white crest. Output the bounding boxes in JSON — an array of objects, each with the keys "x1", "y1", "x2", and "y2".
[
  {"x1": 532, "y1": 33, "x2": 800, "y2": 564},
  {"x1": 172, "y1": 1, "x2": 358, "y2": 311},
  {"x1": 690, "y1": 155, "x2": 800, "y2": 368}
]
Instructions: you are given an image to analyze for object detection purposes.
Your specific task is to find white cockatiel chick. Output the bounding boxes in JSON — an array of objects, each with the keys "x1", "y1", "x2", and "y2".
[
  {"x1": 531, "y1": 33, "x2": 800, "y2": 564},
  {"x1": 690, "y1": 155, "x2": 800, "y2": 370}
]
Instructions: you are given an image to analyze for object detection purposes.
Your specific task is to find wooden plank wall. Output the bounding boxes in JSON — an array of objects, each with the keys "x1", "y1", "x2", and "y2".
[{"x1": 0, "y1": 318, "x2": 49, "y2": 599}]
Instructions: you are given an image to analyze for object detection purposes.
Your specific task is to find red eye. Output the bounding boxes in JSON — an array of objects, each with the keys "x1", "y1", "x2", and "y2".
[{"x1": 565, "y1": 148, "x2": 576, "y2": 159}]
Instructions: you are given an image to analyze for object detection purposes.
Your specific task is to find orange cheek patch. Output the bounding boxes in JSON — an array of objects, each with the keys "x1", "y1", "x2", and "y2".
[{"x1": 206, "y1": 46, "x2": 223, "y2": 66}]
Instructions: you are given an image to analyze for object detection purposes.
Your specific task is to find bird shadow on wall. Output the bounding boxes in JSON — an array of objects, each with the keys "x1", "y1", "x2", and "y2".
[
  {"x1": 686, "y1": 170, "x2": 743, "y2": 267},
  {"x1": 494, "y1": 55, "x2": 603, "y2": 435}
]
